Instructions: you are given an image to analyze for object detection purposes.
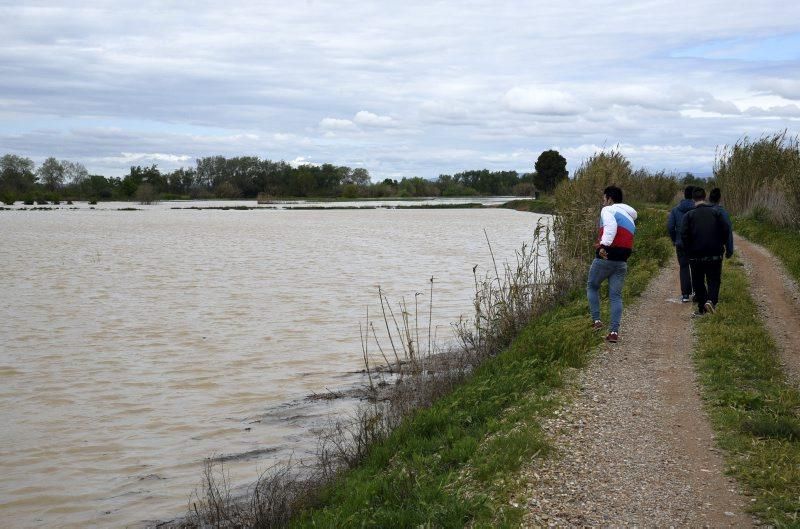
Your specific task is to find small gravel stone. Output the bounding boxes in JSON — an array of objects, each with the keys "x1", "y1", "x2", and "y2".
[{"x1": 516, "y1": 263, "x2": 755, "y2": 527}]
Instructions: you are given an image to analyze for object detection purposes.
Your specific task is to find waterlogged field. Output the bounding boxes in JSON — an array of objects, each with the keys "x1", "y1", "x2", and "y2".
[{"x1": 0, "y1": 206, "x2": 545, "y2": 528}]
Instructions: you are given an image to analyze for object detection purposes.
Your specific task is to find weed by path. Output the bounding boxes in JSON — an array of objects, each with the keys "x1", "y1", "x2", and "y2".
[
  {"x1": 735, "y1": 217, "x2": 800, "y2": 284},
  {"x1": 694, "y1": 257, "x2": 800, "y2": 526}
]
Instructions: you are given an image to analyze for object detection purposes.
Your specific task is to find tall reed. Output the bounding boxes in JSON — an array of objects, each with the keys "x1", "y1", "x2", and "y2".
[
  {"x1": 714, "y1": 131, "x2": 800, "y2": 226},
  {"x1": 626, "y1": 168, "x2": 681, "y2": 204},
  {"x1": 552, "y1": 150, "x2": 632, "y2": 288}
]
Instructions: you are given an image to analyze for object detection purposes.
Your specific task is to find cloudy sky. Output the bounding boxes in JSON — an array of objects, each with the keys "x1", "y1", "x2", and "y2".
[{"x1": 1, "y1": 1, "x2": 799, "y2": 180}]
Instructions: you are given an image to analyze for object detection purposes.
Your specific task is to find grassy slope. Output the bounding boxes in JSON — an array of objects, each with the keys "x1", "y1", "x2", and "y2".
[
  {"x1": 498, "y1": 196, "x2": 556, "y2": 215},
  {"x1": 734, "y1": 217, "x2": 800, "y2": 283},
  {"x1": 292, "y1": 208, "x2": 671, "y2": 528},
  {"x1": 694, "y1": 257, "x2": 800, "y2": 526}
]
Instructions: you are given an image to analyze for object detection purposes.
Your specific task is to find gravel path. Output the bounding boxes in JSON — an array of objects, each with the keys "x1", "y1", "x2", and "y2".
[
  {"x1": 518, "y1": 261, "x2": 753, "y2": 527},
  {"x1": 734, "y1": 234, "x2": 800, "y2": 385}
]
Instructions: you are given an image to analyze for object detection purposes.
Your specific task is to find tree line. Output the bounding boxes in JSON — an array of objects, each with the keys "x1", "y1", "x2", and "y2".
[{"x1": 0, "y1": 150, "x2": 570, "y2": 204}]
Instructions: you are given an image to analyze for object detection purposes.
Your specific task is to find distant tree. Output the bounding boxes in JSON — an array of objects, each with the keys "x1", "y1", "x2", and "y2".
[
  {"x1": 345, "y1": 167, "x2": 371, "y2": 186},
  {"x1": 0, "y1": 154, "x2": 36, "y2": 193},
  {"x1": 122, "y1": 165, "x2": 162, "y2": 197},
  {"x1": 62, "y1": 160, "x2": 88, "y2": 185},
  {"x1": 680, "y1": 172, "x2": 707, "y2": 188},
  {"x1": 84, "y1": 174, "x2": 115, "y2": 199},
  {"x1": 166, "y1": 167, "x2": 196, "y2": 195},
  {"x1": 534, "y1": 150, "x2": 568, "y2": 193},
  {"x1": 37, "y1": 157, "x2": 65, "y2": 191}
]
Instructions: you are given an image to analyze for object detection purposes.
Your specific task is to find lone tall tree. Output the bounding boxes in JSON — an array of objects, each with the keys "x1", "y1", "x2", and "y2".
[
  {"x1": 534, "y1": 150, "x2": 568, "y2": 193},
  {"x1": 37, "y1": 157, "x2": 65, "y2": 191}
]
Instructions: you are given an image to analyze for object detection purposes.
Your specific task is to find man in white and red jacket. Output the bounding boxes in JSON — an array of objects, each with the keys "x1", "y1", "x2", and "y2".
[{"x1": 587, "y1": 185, "x2": 638, "y2": 343}]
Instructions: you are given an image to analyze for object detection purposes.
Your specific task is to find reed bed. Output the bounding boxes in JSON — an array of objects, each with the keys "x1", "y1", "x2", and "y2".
[{"x1": 714, "y1": 131, "x2": 800, "y2": 226}]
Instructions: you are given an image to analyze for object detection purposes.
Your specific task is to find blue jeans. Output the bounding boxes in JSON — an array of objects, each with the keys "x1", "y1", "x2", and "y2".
[{"x1": 587, "y1": 258, "x2": 628, "y2": 332}]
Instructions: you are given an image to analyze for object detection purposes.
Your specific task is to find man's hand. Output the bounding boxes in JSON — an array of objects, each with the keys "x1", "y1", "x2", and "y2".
[{"x1": 599, "y1": 247, "x2": 609, "y2": 260}]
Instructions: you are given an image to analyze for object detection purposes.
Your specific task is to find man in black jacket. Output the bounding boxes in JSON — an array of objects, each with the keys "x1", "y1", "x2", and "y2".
[{"x1": 679, "y1": 187, "x2": 732, "y2": 314}]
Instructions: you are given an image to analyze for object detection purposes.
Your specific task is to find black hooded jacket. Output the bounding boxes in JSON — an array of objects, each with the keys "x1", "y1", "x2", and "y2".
[{"x1": 679, "y1": 203, "x2": 731, "y2": 258}]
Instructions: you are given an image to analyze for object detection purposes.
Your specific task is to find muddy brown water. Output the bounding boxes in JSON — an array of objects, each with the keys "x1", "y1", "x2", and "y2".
[{"x1": 0, "y1": 207, "x2": 545, "y2": 528}]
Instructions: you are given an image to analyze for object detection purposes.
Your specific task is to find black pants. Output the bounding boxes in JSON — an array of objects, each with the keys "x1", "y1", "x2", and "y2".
[
  {"x1": 689, "y1": 258, "x2": 722, "y2": 312},
  {"x1": 676, "y1": 247, "x2": 692, "y2": 296}
]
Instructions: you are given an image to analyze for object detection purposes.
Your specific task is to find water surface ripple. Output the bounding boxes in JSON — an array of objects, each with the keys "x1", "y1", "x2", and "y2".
[{"x1": 0, "y1": 207, "x2": 543, "y2": 527}]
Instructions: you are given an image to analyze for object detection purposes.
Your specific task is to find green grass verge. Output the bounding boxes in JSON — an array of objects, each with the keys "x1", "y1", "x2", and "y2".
[
  {"x1": 694, "y1": 257, "x2": 800, "y2": 526},
  {"x1": 499, "y1": 196, "x2": 556, "y2": 215},
  {"x1": 734, "y1": 217, "x2": 800, "y2": 284},
  {"x1": 291, "y1": 209, "x2": 671, "y2": 528}
]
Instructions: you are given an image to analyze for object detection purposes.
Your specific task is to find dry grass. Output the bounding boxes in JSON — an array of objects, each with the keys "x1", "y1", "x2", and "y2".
[{"x1": 175, "y1": 460, "x2": 314, "y2": 529}]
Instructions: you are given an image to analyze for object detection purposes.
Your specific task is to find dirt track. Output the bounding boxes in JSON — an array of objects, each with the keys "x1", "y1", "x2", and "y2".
[
  {"x1": 519, "y1": 260, "x2": 752, "y2": 526},
  {"x1": 734, "y1": 234, "x2": 800, "y2": 385}
]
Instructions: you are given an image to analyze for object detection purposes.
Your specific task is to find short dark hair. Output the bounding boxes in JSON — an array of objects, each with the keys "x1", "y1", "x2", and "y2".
[
  {"x1": 709, "y1": 187, "x2": 721, "y2": 204},
  {"x1": 604, "y1": 185, "x2": 623, "y2": 203},
  {"x1": 684, "y1": 185, "x2": 695, "y2": 199},
  {"x1": 692, "y1": 187, "x2": 706, "y2": 201}
]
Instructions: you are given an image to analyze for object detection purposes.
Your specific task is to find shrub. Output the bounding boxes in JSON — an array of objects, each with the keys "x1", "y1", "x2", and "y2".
[
  {"x1": 340, "y1": 183, "x2": 359, "y2": 198},
  {"x1": 256, "y1": 192, "x2": 276, "y2": 204},
  {"x1": 135, "y1": 183, "x2": 158, "y2": 205},
  {"x1": 512, "y1": 182, "x2": 536, "y2": 197},
  {"x1": 214, "y1": 181, "x2": 242, "y2": 199},
  {"x1": 626, "y1": 169, "x2": 680, "y2": 204},
  {"x1": 553, "y1": 150, "x2": 632, "y2": 288}
]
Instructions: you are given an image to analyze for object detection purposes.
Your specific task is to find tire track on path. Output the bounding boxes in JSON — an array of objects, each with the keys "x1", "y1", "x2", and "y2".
[
  {"x1": 734, "y1": 234, "x2": 800, "y2": 385},
  {"x1": 518, "y1": 261, "x2": 752, "y2": 527}
]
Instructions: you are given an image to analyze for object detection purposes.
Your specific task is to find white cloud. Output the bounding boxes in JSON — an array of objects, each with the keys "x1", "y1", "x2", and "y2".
[
  {"x1": 319, "y1": 118, "x2": 356, "y2": 130},
  {"x1": 744, "y1": 104, "x2": 800, "y2": 118},
  {"x1": 753, "y1": 79, "x2": 800, "y2": 100},
  {"x1": 2, "y1": 1, "x2": 800, "y2": 178},
  {"x1": 353, "y1": 110, "x2": 397, "y2": 127},
  {"x1": 503, "y1": 87, "x2": 583, "y2": 115},
  {"x1": 418, "y1": 100, "x2": 479, "y2": 125},
  {"x1": 288, "y1": 156, "x2": 319, "y2": 168},
  {"x1": 98, "y1": 152, "x2": 191, "y2": 164},
  {"x1": 700, "y1": 98, "x2": 741, "y2": 115}
]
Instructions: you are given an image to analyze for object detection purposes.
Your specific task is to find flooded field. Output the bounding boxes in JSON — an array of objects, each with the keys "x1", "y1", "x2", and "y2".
[{"x1": 0, "y1": 205, "x2": 546, "y2": 527}]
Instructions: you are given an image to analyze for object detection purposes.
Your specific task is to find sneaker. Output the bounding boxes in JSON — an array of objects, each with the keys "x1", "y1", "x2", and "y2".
[
  {"x1": 591, "y1": 320, "x2": 603, "y2": 331},
  {"x1": 704, "y1": 301, "x2": 716, "y2": 314},
  {"x1": 681, "y1": 295, "x2": 690, "y2": 303},
  {"x1": 606, "y1": 331, "x2": 619, "y2": 343}
]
